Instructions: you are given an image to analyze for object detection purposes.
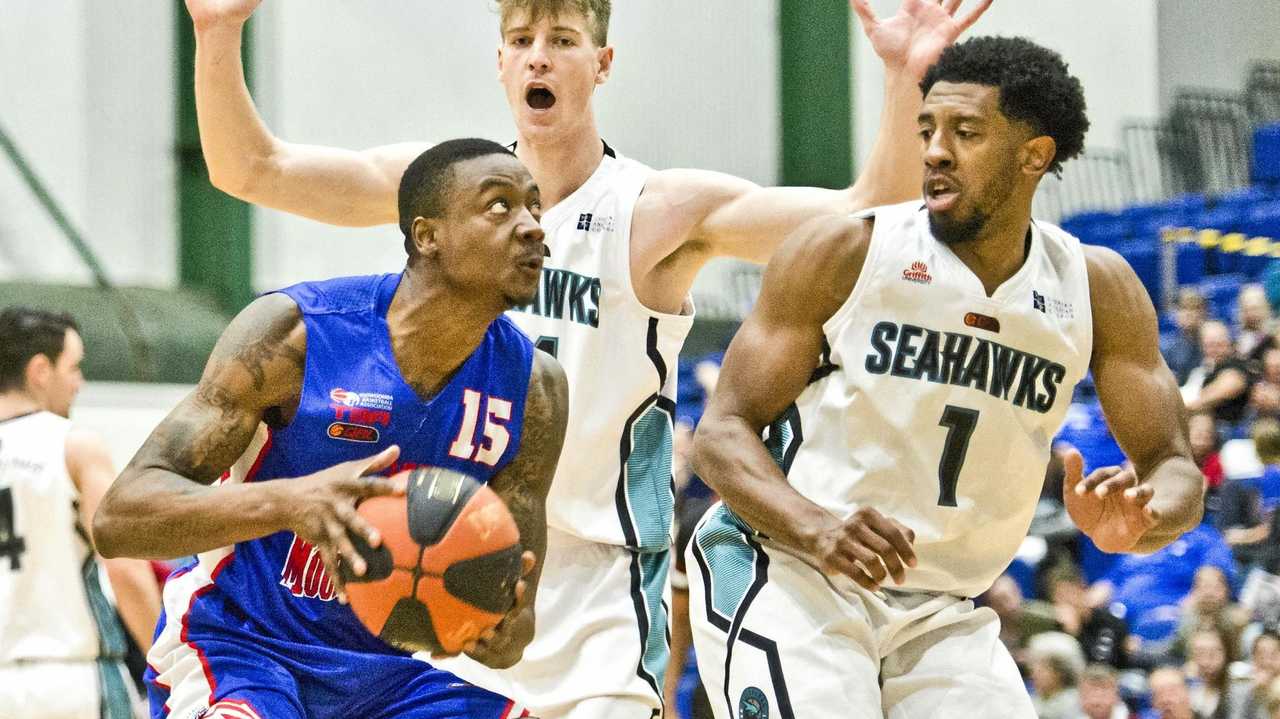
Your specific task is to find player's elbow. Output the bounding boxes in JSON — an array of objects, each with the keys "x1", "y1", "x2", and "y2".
[{"x1": 91, "y1": 503, "x2": 125, "y2": 559}]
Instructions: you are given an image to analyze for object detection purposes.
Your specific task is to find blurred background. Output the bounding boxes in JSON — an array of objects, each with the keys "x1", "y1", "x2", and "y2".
[{"x1": 1, "y1": 2, "x2": 1278, "y2": 717}]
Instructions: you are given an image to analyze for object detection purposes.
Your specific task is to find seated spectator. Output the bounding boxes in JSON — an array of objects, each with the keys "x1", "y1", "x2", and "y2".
[
  {"x1": 1227, "y1": 630, "x2": 1280, "y2": 719},
  {"x1": 1185, "y1": 626, "x2": 1236, "y2": 719},
  {"x1": 1051, "y1": 563, "x2": 1130, "y2": 668},
  {"x1": 1191, "y1": 412, "x2": 1226, "y2": 493},
  {"x1": 1098, "y1": 527, "x2": 1237, "y2": 658},
  {"x1": 1250, "y1": 349, "x2": 1280, "y2": 422},
  {"x1": 1143, "y1": 666, "x2": 1205, "y2": 719},
  {"x1": 1174, "y1": 567, "x2": 1250, "y2": 663},
  {"x1": 1167, "y1": 288, "x2": 1209, "y2": 386},
  {"x1": 1215, "y1": 423, "x2": 1279, "y2": 565},
  {"x1": 985, "y1": 574, "x2": 1059, "y2": 675},
  {"x1": 1186, "y1": 321, "x2": 1253, "y2": 427},
  {"x1": 1076, "y1": 663, "x2": 1134, "y2": 719},
  {"x1": 1237, "y1": 285, "x2": 1277, "y2": 363},
  {"x1": 1030, "y1": 632, "x2": 1087, "y2": 719}
]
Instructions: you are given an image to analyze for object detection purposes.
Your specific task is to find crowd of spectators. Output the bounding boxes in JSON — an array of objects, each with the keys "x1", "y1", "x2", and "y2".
[{"x1": 981, "y1": 281, "x2": 1280, "y2": 718}]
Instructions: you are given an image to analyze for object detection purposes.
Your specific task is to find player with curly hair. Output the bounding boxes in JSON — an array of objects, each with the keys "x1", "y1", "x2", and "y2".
[{"x1": 686, "y1": 36, "x2": 1203, "y2": 718}]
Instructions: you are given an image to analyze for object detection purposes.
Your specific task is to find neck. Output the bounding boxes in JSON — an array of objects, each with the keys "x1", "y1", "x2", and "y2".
[
  {"x1": 0, "y1": 391, "x2": 41, "y2": 421},
  {"x1": 948, "y1": 202, "x2": 1034, "y2": 296},
  {"x1": 514, "y1": 119, "x2": 604, "y2": 209},
  {"x1": 387, "y1": 270, "x2": 502, "y2": 395}
]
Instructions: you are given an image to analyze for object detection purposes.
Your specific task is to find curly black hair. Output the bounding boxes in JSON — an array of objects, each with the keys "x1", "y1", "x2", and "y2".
[{"x1": 921, "y1": 36, "x2": 1089, "y2": 176}]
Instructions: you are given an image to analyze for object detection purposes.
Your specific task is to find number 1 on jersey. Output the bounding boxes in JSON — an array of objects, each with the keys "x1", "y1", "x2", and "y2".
[{"x1": 936, "y1": 405, "x2": 979, "y2": 507}]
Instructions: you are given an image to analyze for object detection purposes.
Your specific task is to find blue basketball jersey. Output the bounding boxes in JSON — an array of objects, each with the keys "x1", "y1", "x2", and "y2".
[{"x1": 147, "y1": 273, "x2": 536, "y2": 716}]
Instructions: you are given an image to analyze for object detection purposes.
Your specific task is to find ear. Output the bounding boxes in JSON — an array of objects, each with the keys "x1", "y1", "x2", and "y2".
[
  {"x1": 497, "y1": 44, "x2": 506, "y2": 78},
  {"x1": 595, "y1": 45, "x2": 614, "y2": 86},
  {"x1": 412, "y1": 216, "x2": 442, "y2": 260},
  {"x1": 1021, "y1": 136, "x2": 1057, "y2": 177},
  {"x1": 24, "y1": 353, "x2": 52, "y2": 389}
]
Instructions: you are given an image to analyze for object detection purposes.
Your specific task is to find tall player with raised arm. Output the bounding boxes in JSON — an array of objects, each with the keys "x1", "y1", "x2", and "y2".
[
  {"x1": 688, "y1": 37, "x2": 1205, "y2": 718},
  {"x1": 183, "y1": 1, "x2": 991, "y2": 715}
]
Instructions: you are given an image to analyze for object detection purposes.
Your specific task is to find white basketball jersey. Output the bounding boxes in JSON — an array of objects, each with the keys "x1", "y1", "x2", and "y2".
[
  {"x1": 775, "y1": 202, "x2": 1093, "y2": 597},
  {"x1": 0, "y1": 411, "x2": 125, "y2": 663},
  {"x1": 506, "y1": 148, "x2": 694, "y2": 550}
]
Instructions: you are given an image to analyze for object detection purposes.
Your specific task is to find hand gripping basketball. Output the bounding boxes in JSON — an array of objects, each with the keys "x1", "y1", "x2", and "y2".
[{"x1": 340, "y1": 466, "x2": 527, "y2": 655}]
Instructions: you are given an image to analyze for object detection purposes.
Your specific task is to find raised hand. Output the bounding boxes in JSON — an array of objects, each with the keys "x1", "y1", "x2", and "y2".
[
  {"x1": 1061, "y1": 448, "x2": 1159, "y2": 554},
  {"x1": 273, "y1": 445, "x2": 407, "y2": 600},
  {"x1": 809, "y1": 506, "x2": 917, "y2": 591},
  {"x1": 851, "y1": 0, "x2": 994, "y2": 79},
  {"x1": 185, "y1": 0, "x2": 263, "y2": 30}
]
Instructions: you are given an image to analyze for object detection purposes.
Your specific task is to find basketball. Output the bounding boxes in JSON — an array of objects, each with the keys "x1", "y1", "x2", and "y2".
[{"x1": 341, "y1": 466, "x2": 524, "y2": 655}]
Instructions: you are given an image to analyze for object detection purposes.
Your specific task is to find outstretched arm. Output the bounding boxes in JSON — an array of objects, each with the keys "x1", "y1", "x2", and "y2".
[
  {"x1": 188, "y1": 0, "x2": 428, "y2": 226},
  {"x1": 463, "y1": 350, "x2": 569, "y2": 668},
  {"x1": 1066, "y1": 247, "x2": 1204, "y2": 554},
  {"x1": 655, "y1": 0, "x2": 991, "y2": 265},
  {"x1": 692, "y1": 215, "x2": 917, "y2": 590}
]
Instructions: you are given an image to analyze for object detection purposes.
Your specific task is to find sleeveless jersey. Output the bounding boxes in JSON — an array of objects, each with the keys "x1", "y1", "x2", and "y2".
[
  {"x1": 150, "y1": 273, "x2": 534, "y2": 661},
  {"x1": 772, "y1": 202, "x2": 1093, "y2": 597},
  {"x1": 0, "y1": 411, "x2": 128, "y2": 664},
  {"x1": 506, "y1": 147, "x2": 693, "y2": 551}
]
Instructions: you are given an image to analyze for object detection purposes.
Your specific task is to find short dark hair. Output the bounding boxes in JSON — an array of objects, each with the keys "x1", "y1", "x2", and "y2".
[
  {"x1": 0, "y1": 306, "x2": 79, "y2": 392},
  {"x1": 921, "y1": 36, "x2": 1089, "y2": 176},
  {"x1": 398, "y1": 138, "x2": 518, "y2": 261}
]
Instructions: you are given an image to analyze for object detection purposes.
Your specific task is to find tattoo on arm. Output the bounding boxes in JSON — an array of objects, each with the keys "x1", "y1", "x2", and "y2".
[
  {"x1": 489, "y1": 352, "x2": 569, "y2": 583},
  {"x1": 128, "y1": 295, "x2": 306, "y2": 485}
]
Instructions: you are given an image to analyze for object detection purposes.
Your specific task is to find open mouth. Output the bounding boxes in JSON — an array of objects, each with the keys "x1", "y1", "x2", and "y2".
[
  {"x1": 526, "y1": 87, "x2": 556, "y2": 110},
  {"x1": 925, "y1": 177, "x2": 960, "y2": 212}
]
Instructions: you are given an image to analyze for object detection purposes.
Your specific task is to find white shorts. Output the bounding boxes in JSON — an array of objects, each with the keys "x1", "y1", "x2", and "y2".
[
  {"x1": 0, "y1": 658, "x2": 136, "y2": 719},
  {"x1": 431, "y1": 527, "x2": 669, "y2": 719},
  {"x1": 686, "y1": 504, "x2": 1034, "y2": 719}
]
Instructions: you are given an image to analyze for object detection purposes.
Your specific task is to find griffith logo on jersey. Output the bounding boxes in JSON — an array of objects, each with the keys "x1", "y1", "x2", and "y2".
[{"x1": 902, "y1": 261, "x2": 932, "y2": 285}]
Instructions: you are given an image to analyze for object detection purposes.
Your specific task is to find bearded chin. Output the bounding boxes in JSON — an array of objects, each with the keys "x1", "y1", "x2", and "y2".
[{"x1": 929, "y1": 209, "x2": 987, "y2": 246}]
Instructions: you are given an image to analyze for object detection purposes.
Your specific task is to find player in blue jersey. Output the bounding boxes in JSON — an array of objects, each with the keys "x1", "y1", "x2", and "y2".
[{"x1": 92, "y1": 138, "x2": 569, "y2": 719}]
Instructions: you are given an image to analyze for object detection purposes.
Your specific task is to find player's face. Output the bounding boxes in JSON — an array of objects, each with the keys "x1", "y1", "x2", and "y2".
[
  {"x1": 919, "y1": 83, "x2": 1031, "y2": 246},
  {"x1": 42, "y1": 329, "x2": 84, "y2": 418},
  {"x1": 439, "y1": 154, "x2": 545, "y2": 308},
  {"x1": 497, "y1": 8, "x2": 612, "y2": 142}
]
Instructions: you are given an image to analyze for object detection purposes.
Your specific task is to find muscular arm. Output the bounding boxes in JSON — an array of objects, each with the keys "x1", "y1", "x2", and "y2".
[
  {"x1": 466, "y1": 350, "x2": 569, "y2": 667},
  {"x1": 191, "y1": 14, "x2": 426, "y2": 226},
  {"x1": 692, "y1": 216, "x2": 869, "y2": 551},
  {"x1": 67, "y1": 429, "x2": 162, "y2": 652},
  {"x1": 1087, "y1": 246, "x2": 1204, "y2": 553},
  {"x1": 93, "y1": 293, "x2": 306, "y2": 559}
]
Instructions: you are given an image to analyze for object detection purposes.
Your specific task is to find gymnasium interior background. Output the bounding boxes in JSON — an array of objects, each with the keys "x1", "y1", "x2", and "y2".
[{"x1": 2, "y1": 1, "x2": 1279, "y2": 716}]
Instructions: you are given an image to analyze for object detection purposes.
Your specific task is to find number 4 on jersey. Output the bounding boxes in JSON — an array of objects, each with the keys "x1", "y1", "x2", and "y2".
[{"x1": 448, "y1": 390, "x2": 512, "y2": 467}]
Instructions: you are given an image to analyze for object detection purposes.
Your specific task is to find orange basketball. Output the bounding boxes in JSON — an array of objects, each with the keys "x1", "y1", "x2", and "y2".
[{"x1": 341, "y1": 466, "x2": 523, "y2": 655}]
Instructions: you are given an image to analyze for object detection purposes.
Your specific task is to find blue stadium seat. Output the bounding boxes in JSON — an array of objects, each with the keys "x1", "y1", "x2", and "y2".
[
  {"x1": 1176, "y1": 242, "x2": 1206, "y2": 286},
  {"x1": 1245, "y1": 200, "x2": 1280, "y2": 239},
  {"x1": 1061, "y1": 211, "x2": 1131, "y2": 247},
  {"x1": 1199, "y1": 273, "x2": 1247, "y2": 316},
  {"x1": 1255, "y1": 123, "x2": 1280, "y2": 185},
  {"x1": 1114, "y1": 239, "x2": 1161, "y2": 301}
]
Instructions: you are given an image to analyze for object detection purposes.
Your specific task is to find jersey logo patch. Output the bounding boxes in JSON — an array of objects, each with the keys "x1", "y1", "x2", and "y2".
[
  {"x1": 576, "y1": 212, "x2": 615, "y2": 233},
  {"x1": 327, "y1": 422, "x2": 379, "y2": 443},
  {"x1": 739, "y1": 687, "x2": 770, "y2": 719},
  {"x1": 902, "y1": 261, "x2": 933, "y2": 284}
]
